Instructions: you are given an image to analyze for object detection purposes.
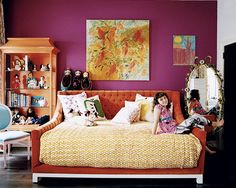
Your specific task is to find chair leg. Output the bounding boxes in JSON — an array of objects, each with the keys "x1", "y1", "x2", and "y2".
[
  {"x1": 7, "y1": 144, "x2": 11, "y2": 156},
  {"x1": 3, "y1": 143, "x2": 7, "y2": 168}
]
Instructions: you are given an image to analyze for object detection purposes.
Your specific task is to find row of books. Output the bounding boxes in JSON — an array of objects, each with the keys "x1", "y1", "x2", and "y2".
[{"x1": 7, "y1": 91, "x2": 31, "y2": 107}]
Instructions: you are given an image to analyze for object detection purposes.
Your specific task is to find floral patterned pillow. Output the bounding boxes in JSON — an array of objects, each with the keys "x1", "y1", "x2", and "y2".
[{"x1": 58, "y1": 92, "x2": 87, "y2": 120}]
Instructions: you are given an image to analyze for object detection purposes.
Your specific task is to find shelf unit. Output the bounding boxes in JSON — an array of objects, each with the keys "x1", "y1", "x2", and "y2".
[{"x1": 0, "y1": 38, "x2": 59, "y2": 119}]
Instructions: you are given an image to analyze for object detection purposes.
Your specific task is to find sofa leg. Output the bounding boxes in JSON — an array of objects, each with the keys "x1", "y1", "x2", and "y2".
[
  {"x1": 32, "y1": 174, "x2": 38, "y2": 183},
  {"x1": 196, "y1": 175, "x2": 203, "y2": 184}
]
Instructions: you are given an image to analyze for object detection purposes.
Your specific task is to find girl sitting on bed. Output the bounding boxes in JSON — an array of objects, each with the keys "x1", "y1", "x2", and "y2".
[{"x1": 152, "y1": 92, "x2": 224, "y2": 153}]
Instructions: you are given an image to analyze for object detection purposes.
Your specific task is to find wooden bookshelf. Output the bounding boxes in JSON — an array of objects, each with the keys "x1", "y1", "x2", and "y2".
[{"x1": 0, "y1": 38, "x2": 59, "y2": 120}]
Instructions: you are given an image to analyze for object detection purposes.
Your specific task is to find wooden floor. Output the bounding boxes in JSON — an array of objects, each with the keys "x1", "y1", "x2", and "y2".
[{"x1": 0, "y1": 148, "x2": 230, "y2": 188}]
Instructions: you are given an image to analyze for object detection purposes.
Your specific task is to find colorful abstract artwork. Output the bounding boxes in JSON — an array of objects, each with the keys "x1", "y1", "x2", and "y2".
[
  {"x1": 173, "y1": 35, "x2": 196, "y2": 65},
  {"x1": 86, "y1": 20, "x2": 149, "y2": 80}
]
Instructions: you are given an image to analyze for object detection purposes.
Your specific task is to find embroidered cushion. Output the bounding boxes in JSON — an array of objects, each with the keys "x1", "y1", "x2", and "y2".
[
  {"x1": 83, "y1": 95, "x2": 106, "y2": 120},
  {"x1": 58, "y1": 92, "x2": 87, "y2": 120}
]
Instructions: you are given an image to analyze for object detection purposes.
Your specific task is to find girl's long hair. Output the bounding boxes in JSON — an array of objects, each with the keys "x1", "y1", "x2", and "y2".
[{"x1": 152, "y1": 92, "x2": 171, "y2": 111}]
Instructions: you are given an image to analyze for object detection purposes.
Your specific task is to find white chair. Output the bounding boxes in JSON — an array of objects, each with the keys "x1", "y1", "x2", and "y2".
[{"x1": 0, "y1": 104, "x2": 30, "y2": 168}]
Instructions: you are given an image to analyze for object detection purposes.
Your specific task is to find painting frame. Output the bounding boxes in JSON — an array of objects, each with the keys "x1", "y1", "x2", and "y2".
[
  {"x1": 86, "y1": 19, "x2": 150, "y2": 80},
  {"x1": 173, "y1": 35, "x2": 196, "y2": 66}
]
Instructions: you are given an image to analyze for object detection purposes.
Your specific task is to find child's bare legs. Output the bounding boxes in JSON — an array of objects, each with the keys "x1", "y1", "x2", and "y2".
[{"x1": 212, "y1": 119, "x2": 224, "y2": 130}]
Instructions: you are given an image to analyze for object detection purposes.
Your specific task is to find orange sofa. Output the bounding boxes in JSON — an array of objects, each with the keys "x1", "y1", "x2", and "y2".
[{"x1": 31, "y1": 90, "x2": 206, "y2": 184}]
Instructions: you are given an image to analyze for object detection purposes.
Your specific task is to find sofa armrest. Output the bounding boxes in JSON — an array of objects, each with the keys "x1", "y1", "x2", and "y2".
[
  {"x1": 31, "y1": 100, "x2": 63, "y2": 168},
  {"x1": 192, "y1": 127, "x2": 207, "y2": 173}
]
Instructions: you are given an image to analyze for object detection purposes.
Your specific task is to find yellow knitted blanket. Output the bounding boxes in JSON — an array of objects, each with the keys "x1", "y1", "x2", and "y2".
[{"x1": 40, "y1": 121, "x2": 202, "y2": 168}]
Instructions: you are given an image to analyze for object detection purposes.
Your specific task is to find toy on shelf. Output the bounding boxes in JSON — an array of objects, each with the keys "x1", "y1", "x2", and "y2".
[
  {"x1": 26, "y1": 107, "x2": 37, "y2": 124},
  {"x1": 12, "y1": 108, "x2": 21, "y2": 124},
  {"x1": 40, "y1": 64, "x2": 50, "y2": 71},
  {"x1": 13, "y1": 74, "x2": 21, "y2": 89},
  {"x1": 19, "y1": 116, "x2": 27, "y2": 125},
  {"x1": 39, "y1": 76, "x2": 47, "y2": 89},
  {"x1": 13, "y1": 57, "x2": 22, "y2": 71},
  {"x1": 33, "y1": 64, "x2": 37, "y2": 71},
  {"x1": 26, "y1": 72, "x2": 37, "y2": 89}
]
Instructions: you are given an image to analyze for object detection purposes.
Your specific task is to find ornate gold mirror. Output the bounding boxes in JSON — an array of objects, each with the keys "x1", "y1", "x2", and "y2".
[{"x1": 185, "y1": 56, "x2": 224, "y2": 118}]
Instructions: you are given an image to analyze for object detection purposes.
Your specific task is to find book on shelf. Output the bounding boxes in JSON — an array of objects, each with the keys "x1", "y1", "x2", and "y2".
[{"x1": 7, "y1": 90, "x2": 31, "y2": 107}]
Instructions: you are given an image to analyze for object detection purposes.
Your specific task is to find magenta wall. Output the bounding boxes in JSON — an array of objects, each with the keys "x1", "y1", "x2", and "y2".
[{"x1": 4, "y1": 0, "x2": 217, "y2": 91}]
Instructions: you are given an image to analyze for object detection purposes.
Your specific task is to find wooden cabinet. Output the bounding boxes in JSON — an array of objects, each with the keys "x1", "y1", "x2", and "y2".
[{"x1": 0, "y1": 38, "x2": 59, "y2": 120}]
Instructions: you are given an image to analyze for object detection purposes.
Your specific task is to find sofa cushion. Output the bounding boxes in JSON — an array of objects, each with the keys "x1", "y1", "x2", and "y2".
[
  {"x1": 58, "y1": 92, "x2": 87, "y2": 120},
  {"x1": 83, "y1": 95, "x2": 106, "y2": 120},
  {"x1": 111, "y1": 104, "x2": 141, "y2": 124},
  {"x1": 135, "y1": 94, "x2": 154, "y2": 122},
  {"x1": 125, "y1": 101, "x2": 141, "y2": 122}
]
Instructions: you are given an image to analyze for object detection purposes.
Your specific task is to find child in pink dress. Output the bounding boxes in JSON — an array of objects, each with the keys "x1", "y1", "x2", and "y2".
[
  {"x1": 153, "y1": 103, "x2": 177, "y2": 134},
  {"x1": 152, "y1": 92, "x2": 177, "y2": 134}
]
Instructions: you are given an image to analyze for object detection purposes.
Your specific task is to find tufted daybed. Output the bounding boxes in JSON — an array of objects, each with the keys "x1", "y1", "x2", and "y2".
[{"x1": 31, "y1": 90, "x2": 206, "y2": 184}]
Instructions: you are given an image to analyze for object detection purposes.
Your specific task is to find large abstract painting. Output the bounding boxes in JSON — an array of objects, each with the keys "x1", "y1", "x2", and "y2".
[
  {"x1": 86, "y1": 20, "x2": 149, "y2": 80},
  {"x1": 173, "y1": 35, "x2": 196, "y2": 65}
]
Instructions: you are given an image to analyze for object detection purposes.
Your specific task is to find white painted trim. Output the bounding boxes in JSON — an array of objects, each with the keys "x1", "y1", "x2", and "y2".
[{"x1": 32, "y1": 173, "x2": 203, "y2": 184}]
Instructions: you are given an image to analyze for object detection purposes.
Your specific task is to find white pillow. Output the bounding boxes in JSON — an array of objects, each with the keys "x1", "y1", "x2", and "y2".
[
  {"x1": 58, "y1": 92, "x2": 87, "y2": 120},
  {"x1": 135, "y1": 94, "x2": 154, "y2": 122},
  {"x1": 125, "y1": 101, "x2": 141, "y2": 122},
  {"x1": 111, "y1": 105, "x2": 141, "y2": 124}
]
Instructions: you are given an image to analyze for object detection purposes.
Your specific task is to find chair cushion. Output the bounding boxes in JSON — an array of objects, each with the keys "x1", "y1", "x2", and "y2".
[{"x1": 0, "y1": 131, "x2": 30, "y2": 142}]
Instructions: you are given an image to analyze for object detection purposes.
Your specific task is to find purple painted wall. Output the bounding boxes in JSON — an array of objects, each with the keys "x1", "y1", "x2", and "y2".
[{"x1": 4, "y1": 0, "x2": 217, "y2": 91}]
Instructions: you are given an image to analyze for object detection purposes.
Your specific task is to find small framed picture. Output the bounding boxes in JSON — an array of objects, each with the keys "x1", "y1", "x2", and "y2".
[{"x1": 173, "y1": 35, "x2": 196, "y2": 66}]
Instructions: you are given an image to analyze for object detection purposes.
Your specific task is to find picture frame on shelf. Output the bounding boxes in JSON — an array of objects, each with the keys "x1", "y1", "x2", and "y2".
[{"x1": 31, "y1": 96, "x2": 47, "y2": 107}]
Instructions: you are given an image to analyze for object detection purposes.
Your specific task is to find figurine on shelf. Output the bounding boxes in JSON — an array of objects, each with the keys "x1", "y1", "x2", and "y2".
[
  {"x1": 28, "y1": 59, "x2": 34, "y2": 71},
  {"x1": 40, "y1": 64, "x2": 49, "y2": 71},
  {"x1": 39, "y1": 76, "x2": 46, "y2": 89},
  {"x1": 61, "y1": 68, "x2": 73, "y2": 91},
  {"x1": 13, "y1": 59, "x2": 22, "y2": 71},
  {"x1": 26, "y1": 72, "x2": 37, "y2": 89},
  {"x1": 13, "y1": 74, "x2": 21, "y2": 89},
  {"x1": 26, "y1": 107, "x2": 37, "y2": 124},
  {"x1": 19, "y1": 115, "x2": 26, "y2": 125},
  {"x1": 72, "y1": 70, "x2": 83, "y2": 90},
  {"x1": 33, "y1": 64, "x2": 37, "y2": 71},
  {"x1": 27, "y1": 107, "x2": 36, "y2": 119},
  {"x1": 12, "y1": 108, "x2": 21, "y2": 124},
  {"x1": 81, "y1": 71, "x2": 92, "y2": 90},
  {"x1": 22, "y1": 75, "x2": 27, "y2": 89},
  {"x1": 46, "y1": 64, "x2": 50, "y2": 71},
  {"x1": 25, "y1": 117, "x2": 34, "y2": 124}
]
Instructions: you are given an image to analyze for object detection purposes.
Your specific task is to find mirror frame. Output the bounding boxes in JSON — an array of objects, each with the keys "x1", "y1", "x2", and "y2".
[{"x1": 184, "y1": 56, "x2": 224, "y2": 118}]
